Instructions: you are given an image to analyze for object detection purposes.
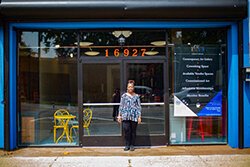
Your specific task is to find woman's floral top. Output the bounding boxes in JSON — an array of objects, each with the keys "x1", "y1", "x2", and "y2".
[{"x1": 118, "y1": 93, "x2": 141, "y2": 122}]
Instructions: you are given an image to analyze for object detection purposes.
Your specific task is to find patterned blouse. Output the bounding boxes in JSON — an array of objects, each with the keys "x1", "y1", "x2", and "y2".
[{"x1": 118, "y1": 93, "x2": 141, "y2": 122}]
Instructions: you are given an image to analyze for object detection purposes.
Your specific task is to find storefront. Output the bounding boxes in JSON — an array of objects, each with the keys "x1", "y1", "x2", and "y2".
[{"x1": 0, "y1": 0, "x2": 249, "y2": 150}]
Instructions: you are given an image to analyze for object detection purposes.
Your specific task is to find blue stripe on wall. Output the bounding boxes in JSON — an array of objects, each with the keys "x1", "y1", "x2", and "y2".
[
  {"x1": 244, "y1": 85, "x2": 250, "y2": 148},
  {"x1": 9, "y1": 29, "x2": 17, "y2": 150},
  {"x1": 243, "y1": 17, "x2": 250, "y2": 148},
  {"x1": 227, "y1": 24, "x2": 239, "y2": 148},
  {"x1": 244, "y1": 18, "x2": 250, "y2": 67},
  {"x1": 10, "y1": 21, "x2": 234, "y2": 29},
  {"x1": 0, "y1": 26, "x2": 4, "y2": 149}
]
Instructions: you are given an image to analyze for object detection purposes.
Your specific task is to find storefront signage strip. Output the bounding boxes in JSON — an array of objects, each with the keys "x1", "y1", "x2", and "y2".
[{"x1": 83, "y1": 103, "x2": 164, "y2": 106}]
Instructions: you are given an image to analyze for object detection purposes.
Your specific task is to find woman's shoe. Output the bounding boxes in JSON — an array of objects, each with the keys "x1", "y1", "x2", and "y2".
[
  {"x1": 130, "y1": 146, "x2": 135, "y2": 151},
  {"x1": 124, "y1": 146, "x2": 130, "y2": 151}
]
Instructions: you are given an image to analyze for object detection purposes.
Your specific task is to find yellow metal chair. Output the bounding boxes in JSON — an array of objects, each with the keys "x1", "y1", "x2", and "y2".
[
  {"x1": 53, "y1": 109, "x2": 70, "y2": 143},
  {"x1": 70, "y1": 108, "x2": 92, "y2": 139}
]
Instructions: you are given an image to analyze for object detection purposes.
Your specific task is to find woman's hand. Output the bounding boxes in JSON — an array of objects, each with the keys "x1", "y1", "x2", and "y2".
[
  {"x1": 117, "y1": 116, "x2": 122, "y2": 124},
  {"x1": 138, "y1": 117, "x2": 142, "y2": 124}
]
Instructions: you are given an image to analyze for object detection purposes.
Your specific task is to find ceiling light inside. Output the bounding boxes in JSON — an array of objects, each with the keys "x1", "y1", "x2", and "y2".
[
  {"x1": 84, "y1": 51, "x2": 100, "y2": 56},
  {"x1": 80, "y1": 42, "x2": 93, "y2": 46},
  {"x1": 112, "y1": 31, "x2": 132, "y2": 38},
  {"x1": 122, "y1": 31, "x2": 132, "y2": 38},
  {"x1": 74, "y1": 42, "x2": 94, "y2": 46},
  {"x1": 112, "y1": 31, "x2": 122, "y2": 38},
  {"x1": 150, "y1": 41, "x2": 166, "y2": 46},
  {"x1": 144, "y1": 51, "x2": 159, "y2": 56}
]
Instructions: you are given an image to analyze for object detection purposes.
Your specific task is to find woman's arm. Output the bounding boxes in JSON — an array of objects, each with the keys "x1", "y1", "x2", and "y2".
[
  {"x1": 117, "y1": 94, "x2": 125, "y2": 123},
  {"x1": 136, "y1": 95, "x2": 142, "y2": 124}
]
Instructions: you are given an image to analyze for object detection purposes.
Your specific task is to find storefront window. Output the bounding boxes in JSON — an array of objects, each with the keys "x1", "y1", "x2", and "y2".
[
  {"x1": 18, "y1": 31, "x2": 78, "y2": 146},
  {"x1": 18, "y1": 28, "x2": 228, "y2": 146},
  {"x1": 18, "y1": 29, "x2": 167, "y2": 146},
  {"x1": 169, "y1": 28, "x2": 227, "y2": 144}
]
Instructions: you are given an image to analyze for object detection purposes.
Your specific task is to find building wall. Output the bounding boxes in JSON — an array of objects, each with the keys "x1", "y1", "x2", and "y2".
[
  {"x1": 244, "y1": 1, "x2": 250, "y2": 67},
  {"x1": 0, "y1": 25, "x2": 4, "y2": 149},
  {"x1": 227, "y1": 24, "x2": 239, "y2": 148},
  {"x1": 243, "y1": 0, "x2": 250, "y2": 148}
]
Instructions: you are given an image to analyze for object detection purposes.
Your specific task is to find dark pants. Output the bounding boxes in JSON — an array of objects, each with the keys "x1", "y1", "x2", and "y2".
[
  {"x1": 112, "y1": 106, "x2": 119, "y2": 121},
  {"x1": 122, "y1": 120, "x2": 138, "y2": 147}
]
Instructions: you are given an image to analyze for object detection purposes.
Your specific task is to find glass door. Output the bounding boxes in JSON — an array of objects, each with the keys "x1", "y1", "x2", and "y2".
[
  {"x1": 83, "y1": 63, "x2": 121, "y2": 136},
  {"x1": 79, "y1": 63, "x2": 123, "y2": 146},
  {"x1": 79, "y1": 61, "x2": 168, "y2": 146},
  {"x1": 77, "y1": 29, "x2": 168, "y2": 146},
  {"x1": 124, "y1": 61, "x2": 168, "y2": 146}
]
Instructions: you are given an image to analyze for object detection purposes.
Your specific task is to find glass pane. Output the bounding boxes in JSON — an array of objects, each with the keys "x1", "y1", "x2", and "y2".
[
  {"x1": 127, "y1": 63, "x2": 165, "y2": 135},
  {"x1": 82, "y1": 64, "x2": 121, "y2": 136},
  {"x1": 19, "y1": 31, "x2": 78, "y2": 146},
  {"x1": 169, "y1": 28, "x2": 227, "y2": 144},
  {"x1": 137, "y1": 105, "x2": 165, "y2": 135},
  {"x1": 127, "y1": 63, "x2": 164, "y2": 103}
]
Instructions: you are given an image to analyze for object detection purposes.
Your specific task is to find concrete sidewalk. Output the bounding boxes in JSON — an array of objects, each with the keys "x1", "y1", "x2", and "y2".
[{"x1": 0, "y1": 146, "x2": 250, "y2": 167}]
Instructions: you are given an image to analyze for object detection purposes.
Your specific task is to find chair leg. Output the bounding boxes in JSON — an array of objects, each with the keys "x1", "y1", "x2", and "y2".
[
  {"x1": 187, "y1": 118, "x2": 193, "y2": 141},
  {"x1": 70, "y1": 126, "x2": 79, "y2": 141},
  {"x1": 199, "y1": 118, "x2": 204, "y2": 141},
  {"x1": 54, "y1": 128, "x2": 56, "y2": 143},
  {"x1": 69, "y1": 127, "x2": 73, "y2": 141},
  {"x1": 86, "y1": 128, "x2": 90, "y2": 136}
]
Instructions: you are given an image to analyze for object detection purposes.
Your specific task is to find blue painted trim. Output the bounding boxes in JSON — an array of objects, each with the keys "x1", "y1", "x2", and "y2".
[
  {"x1": 9, "y1": 28, "x2": 17, "y2": 150},
  {"x1": 10, "y1": 21, "x2": 234, "y2": 29},
  {"x1": 243, "y1": 83, "x2": 250, "y2": 148},
  {"x1": 227, "y1": 24, "x2": 239, "y2": 148},
  {"x1": 243, "y1": 17, "x2": 250, "y2": 148},
  {"x1": 7, "y1": 21, "x2": 238, "y2": 150},
  {"x1": 243, "y1": 18, "x2": 250, "y2": 67},
  {"x1": 0, "y1": 26, "x2": 4, "y2": 149}
]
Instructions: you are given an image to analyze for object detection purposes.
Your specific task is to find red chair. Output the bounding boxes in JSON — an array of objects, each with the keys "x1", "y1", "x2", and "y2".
[{"x1": 187, "y1": 117, "x2": 205, "y2": 141}]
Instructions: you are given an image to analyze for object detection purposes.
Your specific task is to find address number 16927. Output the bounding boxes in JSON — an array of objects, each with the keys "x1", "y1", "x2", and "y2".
[{"x1": 105, "y1": 48, "x2": 146, "y2": 57}]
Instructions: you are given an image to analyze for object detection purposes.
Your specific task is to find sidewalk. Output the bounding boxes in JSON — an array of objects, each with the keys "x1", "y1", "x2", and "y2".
[{"x1": 1, "y1": 145, "x2": 250, "y2": 167}]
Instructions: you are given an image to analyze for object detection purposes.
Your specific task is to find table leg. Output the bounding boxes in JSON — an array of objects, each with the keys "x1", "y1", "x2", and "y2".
[
  {"x1": 65, "y1": 122, "x2": 72, "y2": 143},
  {"x1": 56, "y1": 128, "x2": 66, "y2": 143}
]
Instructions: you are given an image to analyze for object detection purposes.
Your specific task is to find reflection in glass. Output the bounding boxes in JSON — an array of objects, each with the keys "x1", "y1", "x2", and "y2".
[
  {"x1": 137, "y1": 105, "x2": 165, "y2": 135},
  {"x1": 127, "y1": 64, "x2": 164, "y2": 103},
  {"x1": 127, "y1": 63, "x2": 165, "y2": 135},
  {"x1": 19, "y1": 31, "x2": 78, "y2": 146},
  {"x1": 82, "y1": 64, "x2": 121, "y2": 136}
]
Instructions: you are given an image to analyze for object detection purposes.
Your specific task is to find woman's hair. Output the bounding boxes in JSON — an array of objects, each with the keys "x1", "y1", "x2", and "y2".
[{"x1": 127, "y1": 80, "x2": 135, "y2": 86}]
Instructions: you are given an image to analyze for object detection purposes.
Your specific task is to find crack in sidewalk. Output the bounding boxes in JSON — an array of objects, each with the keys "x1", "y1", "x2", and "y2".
[
  {"x1": 49, "y1": 156, "x2": 59, "y2": 167},
  {"x1": 197, "y1": 155, "x2": 211, "y2": 167}
]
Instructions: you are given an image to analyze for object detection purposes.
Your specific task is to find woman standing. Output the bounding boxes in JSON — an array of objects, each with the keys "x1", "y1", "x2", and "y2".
[{"x1": 117, "y1": 80, "x2": 142, "y2": 151}]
